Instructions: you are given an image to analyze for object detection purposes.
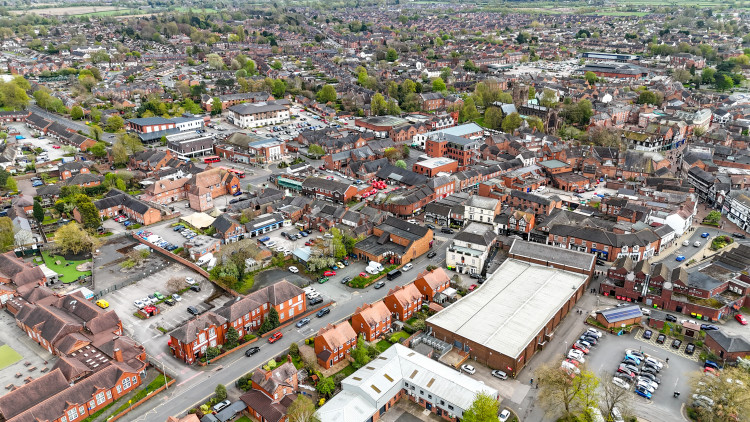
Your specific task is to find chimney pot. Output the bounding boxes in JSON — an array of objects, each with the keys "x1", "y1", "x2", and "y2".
[{"x1": 113, "y1": 348, "x2": 123, "y2": 362}]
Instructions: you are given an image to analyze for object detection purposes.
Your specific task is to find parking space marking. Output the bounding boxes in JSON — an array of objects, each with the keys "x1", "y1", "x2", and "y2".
[{"x1": 634, "y1": 329, "x2": 699, "y2": 362}]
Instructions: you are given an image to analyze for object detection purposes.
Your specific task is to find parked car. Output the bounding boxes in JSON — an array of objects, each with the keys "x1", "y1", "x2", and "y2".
[
  {"x1": 245, "y1": 346, "x2": 260, "y2": 356},
  {"x1": 572, "y1": 342, "x2": 589, "y2": 354},
  {"x1": 289, "y1": 266, "x2": 299, "y2": 273},
  {"x1": 612, "y1": 377, "x2": 630, "y2": 390},
  {"x1": 626, "y1": 350, "x2": 645, "y2": 360},
  {"x1": 491, "y1": 370, "x2": 508, "y2": 380},
  {"x1": 671, "y1": 339, "x2": 682, "y2": 349},
  {"x1": 643, "y1": 357, "x2": 662, "y2": 370},
  {"x1": 190, "y1": 285, "x2": 201, "y2": 292},
  {"x1": 585, "y1": 328, "x2": 603, "y2": 338},
  {"x1": 164, "y1": 298, "x2": 176, "y2": 306},
  {"x1": 317, "y1": 308, "x2": 330, "y2": 318},
  {"x1": 461, "y1": 364, "x2": 476, "y2": 374},
  {"x1": 656, "y1": 334, "x2": 666, "y2": 344},
  {"x1": 642, "y1": 330, "x2": 653, "y2": 339},
  {"x1": 96, "y1": 300, "x2": 109, "y2": 309},
  {"x1": 737, "y1": 314, "x2": 748, "y2": 325},
  {"x1": 685, "y1": 343, "x2": 696, "y2": 355},
  {"x1": 187, "y1": 306, "x2": 199, "y2": 315},
  {"x1": 499, "y1": 409, "x2": 511, "y2": 422},
  {"x1": 153, "y1": 292, "x2": 165, "y2": 300},
  {"x1": 268, "y1": 332, "x2": 283, "y2": 343},
  {"x1": 732, "y1": 233, "x2": 746, "y2": 239},
  {"x1": 639, "y1": 372, "x2": 660, "y2": 384},
  {"x1": 635, "y1": 387, "x2": 652, "y2": 399},
  {"x1": 213, "y1": 400, "x2": 231, "y2": 413},
  {"x1": 323, "y1": 270, "x2": 336, "y2": 276},
  {"x1": 701, "y1": 324, "x2": 719, "y2": 331},
  {"x1": 694, "y1": 241, "x2": 702, "y2": 247},
  {"x1": 665, "y1": 314, "x2": 678, "y2": 322},
  {"x1": 427, "y1": 251, "x2": 437, "y2": 258},
  {"x1": 295, "y1": 318, "x2": 311, "y2": 328},
  {"x1": 374, "y1": 281, "x2": 386, "y2": 289},
  {"x1": 309, "y1": 296, "x2": 323, "y2": 305}
]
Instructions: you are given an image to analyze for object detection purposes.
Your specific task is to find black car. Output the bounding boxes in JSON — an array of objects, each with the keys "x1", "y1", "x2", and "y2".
[
  {"x1": 580, "y1": 335, "x2": 597, "y2": 345},
  {"x1": 671, "y1": 339, "x2": 682, "y2": 349},
  {"x1": 317, "y1": 308, "x2": 330, "y2": 318},
  {"x1": 642, "y1": 329, "x2": 653, "y2": 340},
  {"x1": 639, "y1": 372, "x2": 660, "y2": 384},
  {"x1": 656, "y1": 334, "x2": 666, "y2": 344},
  {"x1": 341, "y1": 276, "x2": 351, "y2": 284},
  {"x1": 469, "y1": 273, "x2": 484, "y2": 280},
  {"x1": 190, "y1": 285, "x2": 201, "y2": 292},
  {"x1": 641, "y1": 367, "x2": 659, "y2": 377},
  {"x1": 685, "y1": 343, "x2": 696, "y2": 355},
  {"x1": 615, "y1": 372, "x2": 635, "y2": 382},
  {"x1": 701, "y1": 324, "x2": 720, "y2": 331},
  {"x1": 665, "y1": 314, "x2": 678, "y2": 322},
  {"x1": 622, "y1": 358, "x2": 639, "y2": 367},
  {"x1": 309, "y1": 296, "x2": 323, "y2": 305},
  {"x1": 164, "y1": 298, "x2": 176, "y2": 306},
  {"x1": 596, "y1": 259, "x2": 606, "y2": 266},
  {"x1": 427, "y1": 251, "x2": 437, "y2": 258},
  {"x1": 643, "y1": 362, "x2": 661, "y2": 373},
  {"x1": 733, "y1": 232, "x2": 747, "y2": 239},
  {"x1": 374, "y1": 281, "x2": 386, "y2": 289},
  {"x1": 441, "y1": 227, "x2": 454, "y2": 234},
  {"x1": 425, "y1": 223, "x2": 435, "y2": 230},
  {"x1": 245, "y1": 346, "x2": 260, "y2": 357},
  {"x1": 187, "y1": 306, "x2": 199, "y2": 315}
]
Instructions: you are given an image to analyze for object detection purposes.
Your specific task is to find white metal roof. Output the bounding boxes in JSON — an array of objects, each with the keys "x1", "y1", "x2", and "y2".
[{"x1": 427, "y1": 259, "x2": 588, "y2": 359}]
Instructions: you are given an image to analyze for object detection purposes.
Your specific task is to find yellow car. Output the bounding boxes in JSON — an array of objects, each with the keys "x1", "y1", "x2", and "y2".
[{"x1": 95, "y1": 300, "x2": 109, "y2": 309}]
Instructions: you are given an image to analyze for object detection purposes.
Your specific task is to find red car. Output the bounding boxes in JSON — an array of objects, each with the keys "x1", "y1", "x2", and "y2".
[
  {"x1": 268, "y1": 332, "x2": 283, "y2": 343},
  {"x1": 737, "y1": 314, "x2": 748, "y2": 325},
  {"x1": 359, "y1": 272, "x2": 369, "y2": 278},
  {"x1": 572, "y1": 343, "x2": 590, "y2": 354},
  {"x1": 324, "y1": 270, "x2": 336, "y2": 277},
  {"x1": 565, "y1": 358, "x2": 580, "y2": 367},
  {"x1": 52, "y1": 145, "x2": 61, "y2": 149},
  {"x1": 468, "y1": 284, "x2": 478, "y2": 291}
]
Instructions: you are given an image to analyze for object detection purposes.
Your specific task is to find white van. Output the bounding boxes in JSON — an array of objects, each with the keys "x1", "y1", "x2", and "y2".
[
  {"x1": 196, "y1": 253, "x2": 214, "y2": 266},
  {"x1": 368, "y1": 261, "x2": 384, "y2": 272}
]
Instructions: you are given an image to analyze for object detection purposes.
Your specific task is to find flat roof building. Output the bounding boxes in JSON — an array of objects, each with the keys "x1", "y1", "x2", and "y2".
[{"x1": 427, "y1": 243, "x2": 592, "y2": 375}]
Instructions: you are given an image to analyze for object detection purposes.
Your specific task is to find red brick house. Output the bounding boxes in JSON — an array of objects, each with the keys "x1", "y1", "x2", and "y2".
[
  {"x1": 418, "y1": 93, "x2": 445, "y2": 111},
  {"x1": 705, "y1": 330, "x2": 750, "y2": 362},
  {"x1": 315, "y1": 322, "x2": 357, "y2": 369},
  {"x1": 384, "y1": 284, "x2": 423, "y2": 321},
  {"x1": 187, "y1": 168, "x2": 241, "y2": 212},
  {"x1": 168, "y1": 311, "x2": 227, "y2": 364},
  {"x1": 413, "y1": 268, "x2": 450, "y2": 302},
  {"x1": 241, "y1": 357, "x2": 299, "y2": 422},
  {"x1": 215, "y1": 281, "x2": 305, "y2": 338},
  {"x1": 141, "y1": 178, "x2": 189, "y2": 205},
  {"x1": 58, "y1": 162, "x2": 90, "y2": 181},
  {"x1": 301, "y1": 177, "x2": 358, "y2": 204},
  {"x1": 351, "y1": 301, "x2": 392, "y2": 342},
  {"x1": 93, "y1": 189, "x2": 164, "y2": 226}
]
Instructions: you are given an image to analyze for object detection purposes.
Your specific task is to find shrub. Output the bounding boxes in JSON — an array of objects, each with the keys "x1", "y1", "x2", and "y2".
[
  {"x1": 205, "y1": 347, "x2": 220, "y2": 361},
  {"x1": 243, "y1": 334, "x2": 255, "y2": 342},
  {"x1": 289, "y1": 342, "x2": 300, "y2": 359}
]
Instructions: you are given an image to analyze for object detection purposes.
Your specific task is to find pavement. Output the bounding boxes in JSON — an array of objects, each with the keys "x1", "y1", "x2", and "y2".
[{"x1": 0, "y1": 311, "x2": 54, "y2": 392}]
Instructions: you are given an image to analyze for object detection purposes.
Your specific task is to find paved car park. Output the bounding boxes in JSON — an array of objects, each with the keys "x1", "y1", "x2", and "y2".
[{"x1": 102, "y1": 265, "x2": 217, "y2": 341}]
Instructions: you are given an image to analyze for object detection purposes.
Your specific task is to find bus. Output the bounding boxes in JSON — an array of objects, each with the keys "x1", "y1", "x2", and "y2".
[
  {"x1": 203, "y1": 156, "x2": 220, "y2": 164},
  {"x1": 228, "y1": 168, "x2": 245, "y2": 178}
]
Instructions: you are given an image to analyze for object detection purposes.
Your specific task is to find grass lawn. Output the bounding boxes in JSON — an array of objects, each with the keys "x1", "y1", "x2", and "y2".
[
  {"x1": 376, "y1": 340, "x2": 392, "y2": 353},
  {"x1": 41, "y1": 251, "x2": 92, "y2": 283},
  {"x1": 390, "y1": 331, "x2": 410, "y2": 343},
  {"x1": 336, "y1": 364, "x2": 356, "y2": 378},
  {"x1": 235, "y1": 417, "x2": 252, "y2": 422},
  {"x1": 0, "y1": 345, "x2": 22, "y2": 370}
]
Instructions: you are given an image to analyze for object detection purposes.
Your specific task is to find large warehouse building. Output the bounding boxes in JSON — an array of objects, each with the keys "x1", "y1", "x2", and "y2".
[{"x1": 426, "y1": 241, "x2": 594, "y2": 377}]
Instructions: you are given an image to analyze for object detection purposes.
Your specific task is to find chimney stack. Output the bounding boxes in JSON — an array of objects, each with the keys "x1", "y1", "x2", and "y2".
[
  {"x1": 113, "y1": 348, "x2": 123, "y2": 362},
  {"x1": 287, "y1": 354, "x2": 292, "y2": 364}
]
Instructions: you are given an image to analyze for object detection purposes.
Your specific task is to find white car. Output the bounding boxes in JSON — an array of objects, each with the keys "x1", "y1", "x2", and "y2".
[
  {"x1": 288, "y1": 266, "x2": 299, "y2": 273},
  {"x1": 561, "y1": 361, "x2": 580, "y2": 374},
  {"x1": 402, "y1": 263, "x2": 413, "y2": 271},
  {"x1": 637, "y1": 377, "x2": 658, "y2": 390},
  {"x1": 641, "y1": 307, "x2": 651, "y2": 316},
  {"x1": 612, "y1": 377, "x2": 630, "y2": 390},
  {"x1": 585, "y1": 328, "x2": 603, "y2": 338},
  {"x1": 461, "y1": 364, "x2": 476, "y2": 375},
  {"x1": 683, "y1": 240, "x2": 690, "y2": 246},
  {"x1": 134, "y1": 300, "x2": 145, "y2": 308},
  {"x1": 636, "y1": 381, "x2": 655, "y2": 393},
  {"x1": 567, "y1": 350, "x2": 585, "y2": 363},
  {"x1": 643, "y1": 357, "x2": 663, "y2": 370},
  {"x1": 499, "y1": 409, "x2": 511, "y2": 422},
  {"x1": 306, "y1": 291, "x2": 320, "y2": 299},
  {"x1": 171, "y1": 294, "x2": 181, "y2": 302},
  {"x1": 694, "y1": 241, "x2": 702, "y2": 247},
  {"x1": 185, "y1": 277, "x2": 197, "y2": 285}
]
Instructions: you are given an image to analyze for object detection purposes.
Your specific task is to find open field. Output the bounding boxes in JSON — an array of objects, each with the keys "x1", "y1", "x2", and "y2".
[
  {"x1": 0, "y1": 345, "x2": 22, "y2": 371},
  {"x1": 9, "y1": 6, "x2": 125, "y2": 16}
]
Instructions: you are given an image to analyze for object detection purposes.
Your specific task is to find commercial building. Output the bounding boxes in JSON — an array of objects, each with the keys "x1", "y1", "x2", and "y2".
[
  {"x1": 317, "y1": 344, "x2": 499, "y2": 422},
  {"x1": 215, "y1": 132, "x2": 286, "y2": 164},
  {"x1": 446, "y1": 222, "x2": 496, "y2": 275},
  {"x1": 578, "y1": 63, "x2": 649, "y2": 79},
  {"x1": 301, "y1": 177, "x2": 359, "y2": 204},
  {"x1": 595, "y1": 305, "x2": 643, "y2": 329},
  {"x1": 427, "y1": 242, "x2": 592, "y2": 375},
  {"x1": 166, "y1": 132, "x2": 215, "y2": 158},
  {"x1": 354, "y1": 218, "x2": 434, "y2": 265},
  {"x1": 226, "y1": 101, "x2": 290, "y2": 129},
  {"x1": 412, "y1": 157, "x2": 458, "y2": 177}
]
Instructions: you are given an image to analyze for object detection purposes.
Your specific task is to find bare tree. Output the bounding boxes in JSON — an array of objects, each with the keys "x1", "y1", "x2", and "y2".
[
  {"x1": 166, "y1": 277, "x2": 186, "y2": 293},
  {"x1": 599, "y1": 372, "x2": 631, "y2": 421},
  {"x1": 689, "y1": 367, "x2": 750, "y2": 422},
  {"x1": 536, "y1": 363, "x2": 599, "y2": 419}
]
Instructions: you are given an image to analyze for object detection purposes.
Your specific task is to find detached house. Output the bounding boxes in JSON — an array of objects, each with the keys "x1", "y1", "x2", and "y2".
[
  {"x1": 315, "y1": 322, "x2": 357, "y2": 369},
  {"x1": 351, "y1": 301, "x2": 392, "y2": 342},
  {"x1": 384, "y1": 284, "x2": 423, "y2": 321},
  {"x1": 186, "y1": 168, "x2": 240, "y2": 211},
  {"x1": 241, "y1": 357, "x2": 299, "y2": 422},
  {"x1": 212, "y1": 214, "x2": 246, "y2": 243}
]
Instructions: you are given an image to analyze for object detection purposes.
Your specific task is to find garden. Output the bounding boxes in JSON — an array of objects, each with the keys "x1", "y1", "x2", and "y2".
[
  {"x1": 348, "y1": 264, "x2": 397, "y2": 288},
  {"x1": 40, "y1": 251, "x2": 92, "y2": 283},
  {"x1": 710, "y1": 235, "x2": 734, "y2": 251}
]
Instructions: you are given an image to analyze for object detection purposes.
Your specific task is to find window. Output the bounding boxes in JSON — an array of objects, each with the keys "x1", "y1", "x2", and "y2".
[
  {"x1": 67, "y1": 407, "x2": 79, "y2": 421},
  {"x1": 96, "y1": 392, "x2": 105, "y2": 405},
  {"x1": 116, "y1": 385, "x2": 122, "y2": 394},
  {"x1": 132, "y1": 376, "x2": 137, "y2": 384},
  {"x1": 123, "y1": 377, "x2": 132, "y2": 389},
  {"x1": 448, "y1": 405, "x2": 454, "y2": 410},
  {"x1": 61, "y1": 418, "x2": 67, "y2": 422},
  {"x1": 440, "y1": 400, "x2": 445, "y2": 405},
  {"x1": 106, "y1": 391, "x2": 112, "y2": 400},
  {"x1": 79, "y1": 406, "x2": 84, "y2": 414}
]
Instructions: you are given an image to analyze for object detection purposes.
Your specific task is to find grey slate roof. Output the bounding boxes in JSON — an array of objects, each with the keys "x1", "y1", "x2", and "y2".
[
  {"x1": 508, "y1": 239, "x2": 596, "y2": 271},
  {"x1": 706, "y1": 330, "x2": 750, "y2": 353}
]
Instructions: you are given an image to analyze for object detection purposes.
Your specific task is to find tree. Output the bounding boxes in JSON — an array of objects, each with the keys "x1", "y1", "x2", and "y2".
[
  {"x1": 716, "y1": 74, "x2": 734, "y2": 92},
  {"x1": 317, "y1": 84, "x2": 337, "y2": 103},
  {"x1": 288, "y1": 395, "x2": 320, "y2": 422},
  {"x1": 214, "y1": 384, "x2": 227, "y2": 401},
  {"x1": 0, "y1": 217, "x2": 13, "y2": 252},
  {"x1": 394, "y1": 160, "x2": 407, "y2": 169},
  {"x1": 77, "y1": 199, "x2": 101, "y2": 229},
  {"x1": 351, "y1": 335, "x2": 371, "y2": 368},
  {"x1": 5, "y1": 176, "x2": 16, "y2": 192},
  {"x1": 637, "y1": 90, "x2": 659, "y2": 105},
  {"x1": 584, "y1": 71, "x2": 597, "y2": 85},
  {"x1": 70, "y1": 105, "x2": 84, "y2": 120},
  {"x1": 316, "y1": 376, "x2": 335, "y2": 398},
  {"x1": 501, "y1": 112, "x2": 522, "y2": 133},
  {"x1": 225, "y1": 327, "x2": 239, "y2": 350},
  {"x1": 33, "y1": 200, "x2": 44, "y2": 223},
  {"x1": 705, "y1": 210, "x2": 722, "y2": 225},
  {"x1": 484, "y1": 107, "x2": 503, "y2": 130},
  {"x1": 211, "y1": 97, "x2": 222, "y2": 115},
  {"x1": 673, "y1": 68, "x2": 692, "y2": 83},
  {"x1": 259, "y1": 308, "x2": 280, "y2": 334},
  {"x1": 308, "y1": 144, "x2": 325, "y2": 157},
  {"x1": 205, "y1": 347, "x2": 220, "y2": 360},
  {"x1": 386, "y1": 48, "x2": 398, "y2": 62},
  {"x1": 289, "y1": 342, "x2": 300, "y2": 359},
  {"x1": 112, "y1": 141, "x2": 128, "y2": 166},
  {"x1": 688, "y1": 366, "x2": 750, "y2": 422},
  {"x1": 118, "y1": 133, "x2": 144, "y2": 155},
  {"x1": 462, "y1": 392, "x2": 500, "y2": 422},
  {"x1": 536, "y1": 363, "x2": 600, "y2": 418},
  {"x1": 432, "y1": 77, "x2": 446, "y2": 92},
  {"x1": 329, "y1": 227, "x2": 347, "y2": 260},
  {"x1": 89, "y1": 125, "x2": 103, "y2": 142},
  {"x1": 599, "y1": 372, "x2": 631, "y2": 422},
  {"x1": 371, "y1": 93, "x2": 387, "y2": 116},
  {"x1": 589, "y1": 127, "x2": 621, "y2": 148},
  {"x1": 459, "y1": 98, "x2": 480, "y2": 123},
  {"x1": 272, "y1": 79, "x2": 287, "y2": 98},
  {"x1": 702, "y1": 67, "x2": 716, "y2": 85},
  {"x1": 271, "y1": 60, "x2": 283, "y2": 70},
  {"x1": 105, "y1": 115, "x2": 124, "y2": 132},
  {"x1": 54, "y1": 222, "x2": 96, "y2": 255},
  {"x1": 527, "y1": 116, "x2": 544, "y2": 132},
  {"x1": 540, "y1": 89, "x2": 558, "y2": 108},
  {"x1": 207, "y1": 53, "x2": 224, "y2": 70},
  {"x1": 562, "y1": 100, "x2": 593, "y2": 126}
]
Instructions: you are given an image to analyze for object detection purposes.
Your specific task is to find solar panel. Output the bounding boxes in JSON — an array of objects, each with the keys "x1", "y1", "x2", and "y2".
[{"x1": 603, "y1": 307, "x2": 642, "y2": 322}]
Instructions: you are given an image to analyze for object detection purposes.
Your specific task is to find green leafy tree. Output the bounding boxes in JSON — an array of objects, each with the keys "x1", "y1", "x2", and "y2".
[
  {"x1": 271, "y1": 60, "x2": 283, "y2": 70},
  {"x1": 5, "y1": 176, "x2": 17, "y2": 192},
  {"x1": 637, "y1": 90, "x2": 659, "y2": 105},
  {"x1": 316, "y1": 376, "x2": 335, "y2": 398},
  {"x1": 88, "y1": 142, "x2": 106, "y2": 158},
  {"x1": 225, "y1": 327, "x2": 239, "y2": 349},
  {"x1": 211, "y1": 97, "x2": 222, "y2": 115},
  {"x1": 701, "y1": 67, "x2": 716, "y2": 85},
  {"x1": 459, "y1": 97, "x2": 480, "y2": 123},
  {"x1": 584, "y1": 71, "x2": 597, "y2": 85},
  {"x1": 214, "y1": 384, "x2": 227, "y2": 401},
  {"x1": 329, "y1": 227, "x2": 347, "y2": 260},
  {"x1": 689, "y1": 366, "x2": 750, "y2": 422},
  {"x1": 112, "y1": 141, "x2": 128, "y2": 166},
  {"x1": 54, "y1": 222, "x2": 96, "y2": 255},
  {"x1": 308, "y1": 144, "x2": 325, "y2": 157},
  {"x1": 259, "y1": 308, "x2": 280, "y2": 334},
  {"x1": 287, "y1": 395, "x2": 320, "y2": 422},
  {"x1": 463, "y1": 392, "x2": 500, "y2": 422},
  {"x1": 272, "y1": 79, "x2": 287, "y2": 98},
  {"x1": 705, "y1": 210, "x2": 722, "y2": 225},
  {"x1": 540, "y1": 89, "x2": 558, "y2": 108},
  {"x1": 394, "y1": 160, "x2": 407, "y2": 169},
  {"x1": 289, "y1": 342, "x2": 300, "y2": 359},
  {"x1": 32, "y1": 200, "x2": 44, "y2": 223},
  {"x1": 351, "y1": 335, "x2": 371, "y2": 368},
  {"x1": 537, "y1": 363, "x2": 600, "y2": 418},
  {"x1": 484, "y1": 107, "x2": 503, "y2": 130},
  {"x1": 118, "y1": 133, "x2": 144, "y2": 155},
  {"x1": 386, "y1": 48, "x2": 398, "y2": 62},
  {"x1": 501, "y1": 112, "x2": 522, "y2": 133},
  {"x1": 316, "y1": 84, "x2": 337, "y2": 103},
  {"x1": 105, "y1": 115, "x2": 124, "y2": 132},
  {"x1": 205, "y1": 347, "x2": 220, "y2": 360},
  {"x1": 89, "y1": 125, "x2": 103, "y2": 142},
  {"x1": 528, "y1": 116, "x2": 544, "y2": 132},
  {"x1": 0, "y1": 217, "x2": 14, "y2": 252},
  {"x1": 432, "y1": 77, "x2": 446, "y2": 92},
  {"x1": 70, "y1": 105, "x2": 84, "y2": 120},
  {"x1": 716, "y1": 74, "x2": 734, "y2": 92},
  {"x1": 371, "y1": 93, "x2": 387, "y2": 116},
  {"x1": 77, "y1": 199, "x2": 101, "y2": 229},
  {"x1": 0, "y1": 81, "x2": 29, "y2": 110}
]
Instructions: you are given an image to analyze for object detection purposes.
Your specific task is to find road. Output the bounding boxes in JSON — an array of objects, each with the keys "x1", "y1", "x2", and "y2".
[
  {"x1": 659, "y1": 227, "x2": 726, "y2": 269},
  {"x1": 124, "y1": 231, "x2": 457, "y2": 421}
]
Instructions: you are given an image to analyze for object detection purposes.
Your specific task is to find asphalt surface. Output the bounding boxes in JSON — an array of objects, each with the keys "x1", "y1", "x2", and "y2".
[{"x1": 660, "y1": 227, "x2": 726, "y2": 269}]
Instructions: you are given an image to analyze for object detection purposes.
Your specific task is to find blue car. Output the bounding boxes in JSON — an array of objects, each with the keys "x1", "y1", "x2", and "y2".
[
  {"x1": 173, "y1": 225, "x2": 184, "y2": 231},
  {"x1": 259, "y1": 236, "x2": 270, "y2": 243},
  {"x1": 233, "y1": 191, "x2": 243, "y2": 196},
  {"x1": 676, "y1": 255, "x2": 686, "y2": 262},
  {"x1": 635, "y1": 388, "x2": 652, "y2": 399},
  {"x1": 625, "y1": 354, "x2": 641, "y2": 365},
  {"x1": 331, "y1": 265, "x2": 338, "y2": 270},
  {"x1": 123, "y1": 221, "x2": 131, "y2": 226},
  {"x1": 701, "y1": 232, "x2": 710, "y2": 238}
]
